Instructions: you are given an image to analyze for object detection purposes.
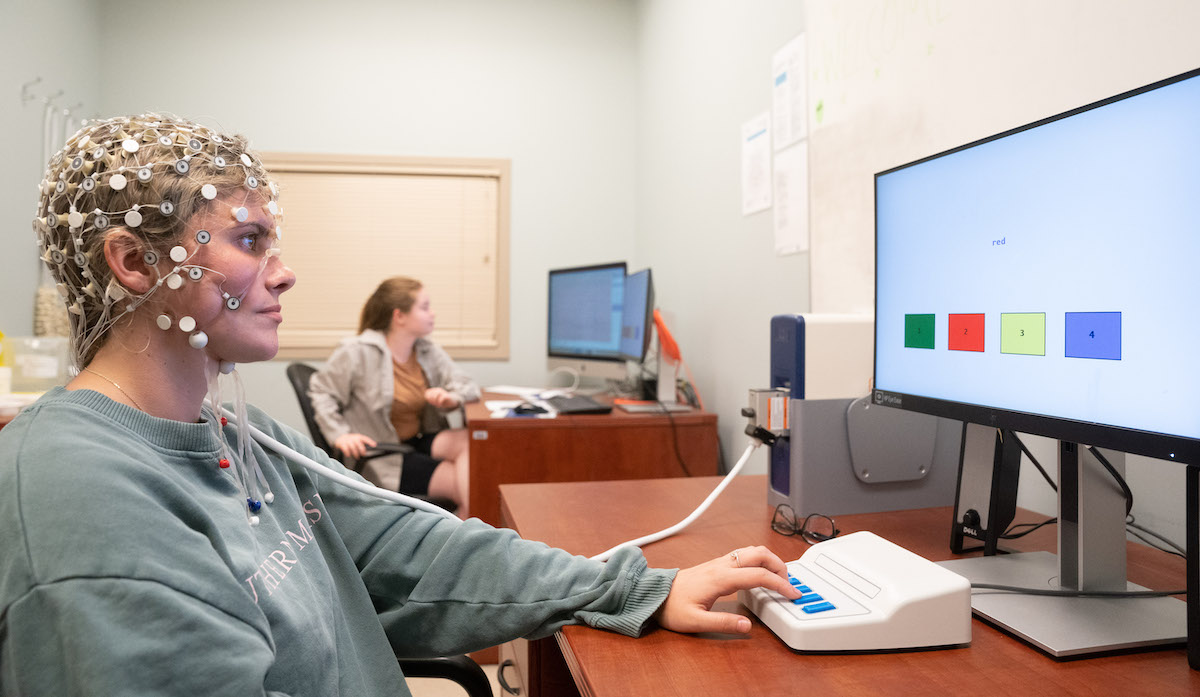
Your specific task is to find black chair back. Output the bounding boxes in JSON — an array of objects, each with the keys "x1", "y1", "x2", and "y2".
[{"x1": 285, "y1": 362, "x2": 340, "y2": 462}]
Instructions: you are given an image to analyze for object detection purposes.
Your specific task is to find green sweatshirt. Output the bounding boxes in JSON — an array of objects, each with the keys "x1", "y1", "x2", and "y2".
[{"x1": 0, "y1": 387, "x2": 675, "y2": 696}]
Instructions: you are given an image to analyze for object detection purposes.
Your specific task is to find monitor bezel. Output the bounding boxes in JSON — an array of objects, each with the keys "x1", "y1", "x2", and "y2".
[
  {"x1": 871, "y1": 66, "x2": 1200, "y2": 468},
  {"x1": 619, "y1": 268, "x2": 655, "y2": 363}
]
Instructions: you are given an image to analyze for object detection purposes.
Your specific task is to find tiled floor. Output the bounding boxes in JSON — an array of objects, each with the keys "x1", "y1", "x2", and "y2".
[{"x1": 407, "y1": 663, "x2": 500, "y2": 697}]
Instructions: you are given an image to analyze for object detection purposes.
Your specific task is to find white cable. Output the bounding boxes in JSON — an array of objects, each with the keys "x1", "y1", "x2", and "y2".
[
  {"x1": 589, "y1": 439, "x2": 762, "y2": 562},
  {"x1": 222, "y1": 404, "x2": 763, "y2": 553},
  {"x1": 219, "y1": 406, "x2": 460, "y2": 522}
]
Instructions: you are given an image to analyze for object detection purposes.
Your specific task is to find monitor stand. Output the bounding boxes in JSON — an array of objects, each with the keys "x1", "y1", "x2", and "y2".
[
  {"x1": 622, "y1": 335, "x2": 690, "y2": 413},
  {"x1": 939, "y1": 441, "x2": 1188, "y2": 658}
]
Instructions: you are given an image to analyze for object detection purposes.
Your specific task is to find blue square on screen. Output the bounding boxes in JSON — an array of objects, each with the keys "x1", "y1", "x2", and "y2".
[{"x1": 1064, "y1": 312, "x2": 1121, "y2": 360}]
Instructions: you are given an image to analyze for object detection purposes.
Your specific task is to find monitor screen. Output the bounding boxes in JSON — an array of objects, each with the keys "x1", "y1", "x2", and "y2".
[
  {"x1": 619, "y1": 268, "x2": 654, "y2": 361},
  {"x1": 873, "y1": 67, "x2": 1200, "y2": 466},
  {"x1": 547, "y1": 262, "x2": 627, "y2": 363}
]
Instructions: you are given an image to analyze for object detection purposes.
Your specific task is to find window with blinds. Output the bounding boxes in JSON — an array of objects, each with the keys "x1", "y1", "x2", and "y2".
[{"x1": 261, "y1": 152, "x2": 510, "y2": 361}]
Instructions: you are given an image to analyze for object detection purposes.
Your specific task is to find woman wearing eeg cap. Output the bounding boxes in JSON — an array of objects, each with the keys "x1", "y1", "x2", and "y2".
[{"x1": 0, "y1": 113, "x2": 800, "y2": 696}]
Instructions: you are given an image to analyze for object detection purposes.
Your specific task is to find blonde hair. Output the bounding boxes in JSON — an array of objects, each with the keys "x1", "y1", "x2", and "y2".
[
  {"x1": 359, "y1": 277, "x2": 423, "y2": 333},
  {"x1": 33, "y1": 113, "x2": 277, "y2": 367}
]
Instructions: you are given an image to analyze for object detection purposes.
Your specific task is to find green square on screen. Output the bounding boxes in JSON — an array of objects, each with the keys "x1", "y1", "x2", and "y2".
[{"x1": 905, "y1": 314, "x2": 936, "y2": 349}]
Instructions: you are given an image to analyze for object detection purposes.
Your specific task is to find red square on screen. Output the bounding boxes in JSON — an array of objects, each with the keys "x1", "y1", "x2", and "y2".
[{"x1": 948, "y1": 313, "x2": 985, "y2": 352}]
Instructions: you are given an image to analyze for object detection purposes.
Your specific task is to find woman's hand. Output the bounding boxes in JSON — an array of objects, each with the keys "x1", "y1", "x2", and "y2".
[
  {"x1": 654, "y1": 546, "x2": 800, "y2": 635},
  {"x1": 333, "y1": 432, "x2": 377, "y2": 460},
  {"x1": 424, "y1": 387, "x2": 461, "y2": 410}
]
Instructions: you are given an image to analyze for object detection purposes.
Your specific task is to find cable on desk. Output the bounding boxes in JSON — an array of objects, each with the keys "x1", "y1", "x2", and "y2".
[
  {"x1": 588, "y1": 438, "x2": 762, "y2": 562},
  {"x1": 1002, "y1": 517, "x2": 1057, "y2": 540},
  {"x1": 1127, "y1": 516, "x2": 1186, "y2": 558},
  {"x1": 660, "y1": 405, "x2": 692, "y2": 477}
]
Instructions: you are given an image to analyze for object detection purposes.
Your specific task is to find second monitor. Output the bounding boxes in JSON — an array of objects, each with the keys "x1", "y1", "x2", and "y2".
[{"x1": 547, "y1": 262, "x2": 654, "y2": 381}]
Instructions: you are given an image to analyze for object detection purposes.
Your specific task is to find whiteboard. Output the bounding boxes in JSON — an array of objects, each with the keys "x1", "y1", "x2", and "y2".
[{"x1": 806, "y1": 0, "x2": 1200, "y2": 312}]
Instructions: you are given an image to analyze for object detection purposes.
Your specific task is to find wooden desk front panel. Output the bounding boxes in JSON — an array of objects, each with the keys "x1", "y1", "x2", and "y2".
[
  {"x1": 501, "y1": 475, "x2": 1199, "y2": 697},
  {"x1": 467, "y1": 404, "x2": 718, "y2": 528}
]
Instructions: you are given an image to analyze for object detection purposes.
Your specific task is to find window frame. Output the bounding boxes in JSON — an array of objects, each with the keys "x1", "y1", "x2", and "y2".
[{"x1": 260, "y1": 151, "x2": 510, "y2": 361}]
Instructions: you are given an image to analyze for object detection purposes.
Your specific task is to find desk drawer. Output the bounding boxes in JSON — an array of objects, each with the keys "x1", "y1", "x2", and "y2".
[{"x1": 497, "y1": 640, "x2": 527, "y2": 695}]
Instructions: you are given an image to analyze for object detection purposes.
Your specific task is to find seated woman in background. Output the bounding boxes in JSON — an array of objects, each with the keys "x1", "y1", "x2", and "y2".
[{"x1": 309, "y1": 276, "x2": 478, "y2": 516}]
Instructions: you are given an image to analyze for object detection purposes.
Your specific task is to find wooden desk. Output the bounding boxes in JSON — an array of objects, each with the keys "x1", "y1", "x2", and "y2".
[
  {"x1": 499, "y1": 475, "x2": 1198, "y2": 697},
  {"x1": 464, "y1": 395, "x2": 718, "y2": 528}
]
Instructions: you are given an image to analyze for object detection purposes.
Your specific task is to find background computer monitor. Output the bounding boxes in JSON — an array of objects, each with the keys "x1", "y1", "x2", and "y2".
[
  {"x1": 547, "y1": 261, "x2": 629, "y2": 380},
  {"x1": 619, "y1": 268, "x2": 654, "y2": 362},
  {"x1": 873, "y1": 68, "x2": 1200, "y2": 657}
]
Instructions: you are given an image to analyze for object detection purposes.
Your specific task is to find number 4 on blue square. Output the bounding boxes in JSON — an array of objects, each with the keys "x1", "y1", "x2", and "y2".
[{"x1": 1064, "y1": 312, "x2": 1121, "y2": 360}]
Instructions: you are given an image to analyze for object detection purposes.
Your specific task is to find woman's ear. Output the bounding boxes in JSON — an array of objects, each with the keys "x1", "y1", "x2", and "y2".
[{"x1": 103, "y1": 229, "x2": 156, "y2": 294}]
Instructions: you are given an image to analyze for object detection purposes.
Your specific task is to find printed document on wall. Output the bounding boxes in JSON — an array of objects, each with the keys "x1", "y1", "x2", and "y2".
[
  {"x1": 741, "y1": 112, "x2": 772, "y2": 216},
  {"x1": 772, "y1": 34, "x2": 807, "y2": 151},
  {"x1": 773, "y1": 141, "x2": 808, "y2": 255}
]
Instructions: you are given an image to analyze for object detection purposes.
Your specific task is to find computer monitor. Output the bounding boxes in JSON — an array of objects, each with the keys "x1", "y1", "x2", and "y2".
[
  {"x1": 547, "y1": 262, "x2": 629, "y2": 380},
  {"x1": 619, "y1": 268, "x2": 654, "y2": 362},
  {"x1": 873, "y1": 68, "x2": 1200, "y2": 658}
]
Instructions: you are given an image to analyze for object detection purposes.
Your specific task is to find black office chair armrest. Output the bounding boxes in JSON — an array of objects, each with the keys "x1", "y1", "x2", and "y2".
[
  {"x1": 354, "y1": 442, "x2": 458, "y2": 514},
  {"x1": 397, "y1": 655, "x2": 492, "y2": 697},
  {"x1": 360, "y1": 442, "x2": 415, "y2": 459}
]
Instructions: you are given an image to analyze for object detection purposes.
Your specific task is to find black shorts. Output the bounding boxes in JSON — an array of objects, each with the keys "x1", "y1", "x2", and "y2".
[{"x1": 397, "y1": 433, "x2": 440, "y2": 495}]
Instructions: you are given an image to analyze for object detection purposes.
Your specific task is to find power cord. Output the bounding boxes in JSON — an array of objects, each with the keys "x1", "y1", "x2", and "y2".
[
  {"x1": 989, "y1": 432, "x2": 1186, "y2": 597},
  {"x1": 659, "y1": 406, "x2": 693, "y2": 477}
]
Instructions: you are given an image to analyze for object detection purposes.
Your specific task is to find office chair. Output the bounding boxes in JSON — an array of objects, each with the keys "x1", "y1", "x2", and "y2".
[
  {"x1": 284, "y1": 362, "x2": 457, "y2": 512},
  {"x1": 285, "y1": 363, "x2": 490, "y2": 697}
]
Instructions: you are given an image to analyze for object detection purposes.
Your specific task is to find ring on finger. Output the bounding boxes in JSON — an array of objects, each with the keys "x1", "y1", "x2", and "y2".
[{"x1": 730, "y1": 550, "x2": 741, "y2": 567}]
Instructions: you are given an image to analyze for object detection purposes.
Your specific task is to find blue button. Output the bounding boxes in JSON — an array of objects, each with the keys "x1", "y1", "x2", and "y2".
[
  {"x1": 793, "y1": 593, "x2": 825, "y2": 605},
  {"x1": 796, "y1": 585, "x2": 812, "y2": 594},
  {"x1": 801, "y1": 602, "x2": 837, "y2": 613},
  {"x1": 788, "y1": 576, "x2": 802, "y2": 586}
]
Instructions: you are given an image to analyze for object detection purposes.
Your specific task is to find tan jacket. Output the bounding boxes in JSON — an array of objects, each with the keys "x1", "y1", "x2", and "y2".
[{"x1": 308, "y1": 329, "x2": 479, "y2": 490}]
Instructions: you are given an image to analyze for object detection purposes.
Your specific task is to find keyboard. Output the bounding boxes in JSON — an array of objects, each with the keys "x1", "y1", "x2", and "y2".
[
  {"x1": 544, "y1": 394, "x2": 612, "y2": 415},
  {"x1": 738, "y1": 531, "x2": 972, "y2": 652}
]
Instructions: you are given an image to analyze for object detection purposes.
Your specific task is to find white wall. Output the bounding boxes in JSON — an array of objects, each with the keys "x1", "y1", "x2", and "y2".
[
  {"x1": 635, "y1": 0, "x2": 809, "y2": 474},
  {"x1": 1, "y1": 0, "x2": 102, "y2": 343}
]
